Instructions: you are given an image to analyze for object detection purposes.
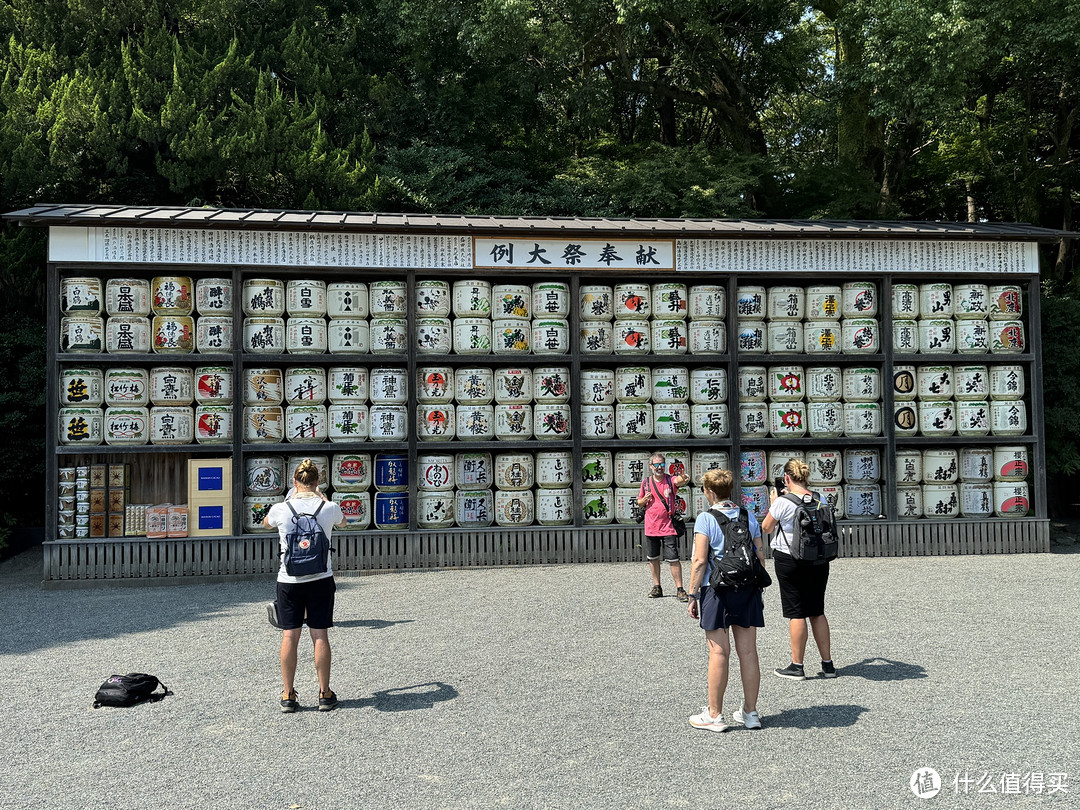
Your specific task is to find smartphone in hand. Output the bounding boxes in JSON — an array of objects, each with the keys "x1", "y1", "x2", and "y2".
[{"x1": 774, "y1": 476, "x2": 786, "y2": 495}]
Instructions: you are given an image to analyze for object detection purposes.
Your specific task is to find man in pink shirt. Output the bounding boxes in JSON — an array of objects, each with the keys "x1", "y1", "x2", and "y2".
[{"x1": 636, "y1": 452, "x2": 691, "y2": 601}]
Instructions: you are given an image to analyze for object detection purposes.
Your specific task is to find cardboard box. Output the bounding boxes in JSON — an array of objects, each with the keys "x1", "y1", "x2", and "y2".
[
  {"x1": 108, "y1": 464, "x2": 130, "y2": 489},
  {"x1": 90, "y1": 465, "x2": 107, "y2": 489},
  {"x1": 187, "y1": 499, "x2": 233, "y2": 537},
  {"x1": 89, "y1": 514, "x2": 106, "y2": 538},
  {"x1": 90, "y1": 490, "x2": 107, "y2": 514},
  {"x1": 108, "y1": 514, "x2": 125, "y2": 537},
  {"x1": 187, "y1": 458, "x2": 232, "y2": 504},
  {"x1": 108, "y1": 489, "x2": 126, "y2": 513}
]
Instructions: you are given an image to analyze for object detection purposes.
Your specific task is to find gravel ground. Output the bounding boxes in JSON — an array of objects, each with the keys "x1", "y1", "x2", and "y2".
[{"x1": 2, "y1": 545, "x2": 1078, "y2": 810}]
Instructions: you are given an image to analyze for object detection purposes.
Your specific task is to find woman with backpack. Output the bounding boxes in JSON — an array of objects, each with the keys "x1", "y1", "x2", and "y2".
[{"x1": 761, "y1": 459, "x2": 836, "y2": 681}]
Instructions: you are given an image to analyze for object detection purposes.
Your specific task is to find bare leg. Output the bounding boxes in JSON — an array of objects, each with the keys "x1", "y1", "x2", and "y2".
[
  {"x1": 669, "y1": 560, "x2": 684, "y2": 589},
  {"x1": 704, "y1": 628, "x2": 731, "y2": 718},
  {"x1": 648, "y1": 558, "x2": 661, "y2": 585},
  {"x1": 280, "y1": 628, "x2": 302, "y2": 694},
  {"x1": 310, "y1": 628, "x2": 332, "y2": 693},
  {"x1": 732, "y1": 626, "x2": 760, "y2": 712},
  {"x1": 808, "y1": 614, "x2": 832, "y2": 662},
  {"x1": 789, "y1": 618, "x2": 808, "y2": 665}
]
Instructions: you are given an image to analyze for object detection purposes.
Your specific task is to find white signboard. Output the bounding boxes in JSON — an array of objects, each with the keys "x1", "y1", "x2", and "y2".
[{"x1": 474, "y1": 238, "x2": 675, "y2": 271}]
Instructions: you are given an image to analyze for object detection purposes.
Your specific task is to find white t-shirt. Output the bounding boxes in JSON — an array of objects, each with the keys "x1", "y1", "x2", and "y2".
[
  {"x1": 694, "y1": 501, "x2": 762, "y2": 583},
  {"x1": 768, "y1": 492, "x2": 817, "y2": 554},
  {"x1": 266, "y1": 496, "x2": 344, "y2": 583}
]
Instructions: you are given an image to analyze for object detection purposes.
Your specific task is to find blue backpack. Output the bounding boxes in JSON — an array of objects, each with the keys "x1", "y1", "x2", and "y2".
[{"x1": 283, "y1": 501, "x2": 331, "y2": 576}]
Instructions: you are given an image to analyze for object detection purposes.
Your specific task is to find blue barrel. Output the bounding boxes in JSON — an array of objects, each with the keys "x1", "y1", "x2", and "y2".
[
  {"x1": 374, "y1": 453, "x2": 408, "y2": 492},
  {"x1": 374, "y1": 492, "x2": 409, "y2": 530}
]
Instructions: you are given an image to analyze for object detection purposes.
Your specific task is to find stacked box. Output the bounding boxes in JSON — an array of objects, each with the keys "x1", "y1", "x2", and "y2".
[
  {"x1": 58, "y1": 467, "x2": 77, "y2": 539},
  {"x1": 89, "y1": 464, "x2": 107, "y2": 537},
  {"x1": 187, "y1": 458, "x2": 232, "y2": 537},
  {"x1": 125, "y1": 504, "x2": 150, "y2": 536},
  {"x1": 107, "y1": 463, "x2": 130, "y2": 537}
]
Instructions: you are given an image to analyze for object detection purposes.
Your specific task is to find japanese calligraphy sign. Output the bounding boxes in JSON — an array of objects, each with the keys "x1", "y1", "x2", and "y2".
[{"x1": 474, "y1": 239, "x2": 675, "y2": 271}]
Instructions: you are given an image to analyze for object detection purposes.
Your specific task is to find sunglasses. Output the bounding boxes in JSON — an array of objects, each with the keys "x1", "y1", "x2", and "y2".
[{"x1": 651, "y1": 463, "x2": 665, "y2": 468}]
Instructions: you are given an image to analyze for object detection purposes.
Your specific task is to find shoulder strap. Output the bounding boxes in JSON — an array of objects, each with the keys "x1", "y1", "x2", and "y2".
[
  {"x1": 649, "y1": 477, "x2": 673, "y2": 513},
  {"x1": 312, "y1": 500, "x2": 325, "y2": 519},
  {"x1": 285, "y1": 501, "x2": 299, "y2": 518}
]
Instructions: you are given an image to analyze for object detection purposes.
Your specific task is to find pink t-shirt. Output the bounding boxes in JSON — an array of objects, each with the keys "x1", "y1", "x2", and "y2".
[{"x1": 639, "y1": 474, "x2": 681, "y2": 537}]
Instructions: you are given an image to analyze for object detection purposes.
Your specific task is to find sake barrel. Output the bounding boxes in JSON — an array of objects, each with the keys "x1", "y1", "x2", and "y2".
[
  {"x1": 455, "y1": 367, "x2": 494, "y2": 405},
  {"x1": 655, "y1": 449, "x2": 689, "y2": 481},
  {"x1": 285, "y1": 404, "x2": 328, "y2": 443},
  {"x1": 919, "y1": 319, "x2": 956, "y2": 354},
  {"x1": 989, "y1": 401, "x2": 1027, "y2": 436},
  {"x1": 807, "y1": 286, "x2": 842, "y2": 320},
  {"x1": 151, "y1": 276, "x2": 194, "y2": 316},
  {"x1": 652, "y1": 367, "x2": 690, "y2": 403},
  {"x1": 691, "y1": 404, "x2": 730, "y2": 439},
  {"x1": 284, "y1": 456, "x2": 329, "y2": 491},
  {"x1": 956, "y1": 319, "x2": 990, "y2": 354},
  {"x1": 922, "y1": 484, "x2": 959, "y2": 518},
  {"x1": 959, "y1": 483, "x2": 994, "y2": 518},
  {"x1": 614, "y1": 320, "x2": 651, "y2": 354},
  {"x1": 581, "y1": 369, "x2": 615, "y2": 405},
  {"x1": 735, "y1": 286, "x2": 766, "y2": 321},
  {"x1": 615, "y1": 366, "x2": 651, "y2": 403},
  {"x1": 917, "y1": 366, "x2": 953, "y2": 400},
  {"x1": 535, "y1": 451, "x2": 572, "y2": 489},
  {"x1": 767, "y1": 450, "x2": 805, "y2": 482},
  {"x1": 844, "y1": 448, "x2": 881, "y2": 482},
  {"x1": 804, "y1": 321, "x2": 842, "y2": 354},
  {"x1": 149, "y1": 366, "x2": 194, "y2": 405},
  {"x1": 195, "y1": 316, "x2": 232, "y2": 353},
  {"x1": 691, "y1": 451, "x2": 731, "y2": 485},
  {"x1": 842, "y1": 367, "x2": 880, "y2": 403},
  {"x1": 331, "y1": 453, "x2": 372, "y2": 491},
  {"x1": 452, "y1": 318, "x2": 492, "y2": 355},
  {"x1": 533, "y1": 319, "x2": 570, "y2": 355},
  {"x1": 369, "y1": 318, "x2": 408, "y2": 354},
  {"x1": 579, "y1": 285, "x2": 614, "y2": 320},
  {"x1": 495, "y1": 404, "x2": 534, "y2": 440},
  {"x1": 767, "y1": 322, "x2": 803, "y2": 354},
  {"x1": 615, "y1": 487, "x2": 644, "y2": 525},
  {"x1": 893, "y1": 320, "x2": 919, "y2": 354},
  {"x1": 61, "y1": 368, "x2": 104, "y2": 406},
  {"x1": 818, "y1": 486, "x2": 845, "y2": 519},
  {"x1": 149, "y1": 312, "x2": 195, "y2": 356},
  {"x1": 417, "y1": 454, "x2": 455, "y2": 491},
  {"x1": 412, "y1": 367, "x2": 451, "y2": 405},
  {"x1": 369, "y1": 367, "x2": 408, "y2": 404},
  {"x1": 918, "y1": 400, "x2": 956, "y2": 436},
  {"x1": 892, "y1": 365, "x2": 917, "y2": 401},
  {"x1": 537, "y1": 488, "x2": 574, "y2": 525},
  {"x1": 919, "y1": 283, "x2": 953, "y2": 318},
  {"x1": 738, "y1": 403, "x2": 769, "y2": 438},
  {"x1": 580, "y1": 322, "x2": 614, "y2": 355},
  {"x1": 741, "y1": 486, "x2": 770, "y2": 522},
  {"x1": 689, "y1": 285, "x2": 727, "y2": 319},
  {"x1": 340, "y1": 492, "x2": 373, "y2": 530},
  {"x1": 891, "y1": 284, "x2": 919, "y2": 319},
  {"x1": 374, "y1": 492, "x2": 409, "y2": 530},
  {"x1": 244, "y1": 405, "x2": 285, "y2": 442},
  {"x1": 61, "y1": 276, "x2": 103, "y2": 316},
  {"x1": 243, "y1": 317, "x2": 285, "y2": 353},
  {"x1": 990, "y1": 321, "x2": 1025, "y2": 353},
  {"x1": 807, "y1": 402, "x2": 844, "y2": 438},
  {"x1": 369, "y1": 280, "x2": 408, "y2": 319},
  {"x1": 843, "y1": 402, "x2": 881, "y2": 437},
  {"x1": 495, "y1": 490, "x2": 535, "y2": 527},
  {"x1": 806, "y1": 450, "x2": 843, "y2": 486},
  {"x1": 374, "y1": 453, "x2": 409, "y2": 492},
  {"x1": 368, "y1": 405, "x2": 408, "y2": 441},
  {"x1": 841, "y1": 319, "x2": 879, "y2": 354},
  {"x1": 495, "y1": 367, "x2": 533, "y2": 404},
  {"x1": 105, "y1": 316, "x2": 151, "y2": 354},
  {"x1": 242, "y1": 279, "x2": 285, "y2": 317},
  {"x1": 328, "y1": 367, "x2": 369, "y2": 404},
  {"x1": 806, "y1": 366, "x2": 842, "y2": 402},
  {"x1": 532, "y1": 281, "x2": 570, "y2": 319},
  {"x1": 767, "y1": 286, "x2": 805, "y2": 321},
  {"x1": 455, "y1": 489, "x2": 494, "y2": 528},
  {"x1": 768, "y1": 365, "x2": 805, "y2": 402},
  {"x1": 993, "y1": 446, "x2": 1029, "y2": 481},
  {"x1": 286, "y1": 280, "x2": 327, "y2": 317},
  {"x1": 652, "y1": 283, "x2": 688, "y2": 319},
  {"x1": 534, "y1": 367, "x2": 571, "y2": 403},
  {"x1": 415, "y1": 280, "x2": 452, "y2": 317},
  {"x1": 452, "y1": 280, "x2": 492, "y2": 318},
  {"x1": 534, "y1": 403, "x2": 570, "y2": 439},
  {"x1": 195, "y1": 277, "x2": 232, "y2": 316},
  {"x1": 284, "y1": 367, "x2": 327, "y2": 405},
  {"x1": 615, "y1": 451, "x2": 650, "y2": 488},
  {"x1": 326, "y1": 282, "x2": 370, "y2": 319},
  {"x1": 744, "y1": 451, "x2": 770, "y2": 488},
  {"x1": 327, "y1": 319, "x2": 370, "y2": 354},
  {"x1": 735, "y1": 322, "x2": 766, "y2": 354},
  {"x1": 845, "y1": 484, "x2": 881, "y2": 520},
  {"x1": 417, "y1": 404, "x2": 456, "y2": 441},
  {"x1": 194, "y1": 405, "x2": 232, "y2": 444},
  {"x1": 654, "y1": 403, "x2": 692, "y2": 440},
  {"x1": 989, "y1": 365, "x2": 1025, "y2": 400},
  {"x1": 615, "y1": 403, "x2": 653, "y2": 440},
  {"x1": 897, "y1": 486, "x2": 923, "y2": 519},
  {"x1": 922, "y1": 449, "x2": 959, "y2": 484},
  {"x1": 580, "y1": 451, "x2": 612, "y2": 488},
  {"x1": 690, "y1": 320, "x2": 728, "y2": 354},
  {"x1": 492, "y1": 284, "x2": 532, "y2": 320},
  {"x1": 582, "y1": 487, "x2": 614, "y2": 524},
  {"x1": 245, "y1": 456, "x2": 286, "y2": 495},
  {"x1": 959, "y1": 447, "x2": 994, "y2": 482},
  {"x1": 283, "y1": 317, "x2": 327, "y2": 354},
  {"x1": 842, "y1": 282, "x2": 877, "y2": 318},
  {"x1": 149, "y1": 406, "x2": 194, "y2": 445},
  {"x1": 492, "y1": 320, "x2": 532, "y2": 355},
  {"x1": 328, "y1": 404, "x2": 369, "y2": 442},
  {"x1": 243, "y1": 495, "x2": 282, "y2": 533},
  {"x1": 954, "y1": 283, "x2": 989, "y2": 319},
  {"x1": 456, "y1": 404, "x2": 495, "y2": 440},
  {"x1": 615, "y1": 282, "x2": 652, "y2": 319},
  {"x1": 770, "y1": 402, "x2": 807, "y2": 438},
  {"x1": 737, "y1": 366, "x2": 768, "y2": 402},
  {"x1": 956, "y1": 401, "x2": 990, "y2": 436},
  {"x1": 989, "y1": 285, "x2": 1022, "y2": 320},
  {"x1": 580, "y1": 405, "x2": 615, "y2": 439},
  {"x1": 954, "y1": 365, "x2": 989, "y2": 401},
  {"x1": 690, "y1": 368, "x2": 728, "y2": 404},
  {"x1": 895, "y1": 449, "x2": 923, "y2": 485},
  {"x1": 104, "y1": 407, "x2": 150, "y2": 446},
  {"x1": 415, "y1": 317, "x2": 453, "y2": 355},
  {"x1": 244, "y1": 368, "x2": 283, "y2": 405},
  {"x1": 456, "y1": 452, "x2": 494, "y2": 489}
]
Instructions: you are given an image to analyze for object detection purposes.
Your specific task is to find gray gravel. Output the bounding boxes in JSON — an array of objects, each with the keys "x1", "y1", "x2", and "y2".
[{"x1": 2, "y1": 546, "x2": 1078, "y2": 810}]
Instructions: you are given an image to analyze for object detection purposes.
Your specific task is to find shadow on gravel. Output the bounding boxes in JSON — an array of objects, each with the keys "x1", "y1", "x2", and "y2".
[
  {"x1": 339, "y1": 682, "x2": 459, "y2": 712},
  {"x1": 840, "y1": 657, "x2": 927, "y2": 681},
  {"x1": 336, "y1": 618, "x2": 414, "y2": 630},
  {"x1": 766, "y1": 704, "x2": 867, "y2": 729}
]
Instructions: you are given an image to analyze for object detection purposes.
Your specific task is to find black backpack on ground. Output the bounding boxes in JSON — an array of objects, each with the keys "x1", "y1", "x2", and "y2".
[
  {"x1": 780, "y1": 492, "x2": 839, "y2": 564},
  {"x1": 706, "y1": 506, "x2": 770, "y2": 590},
  {"x1": 283, "y1": 500, "x2": 331, "y2": 577},
  {"x1": 93, "y1": 673, "x2": 171, "y2": 708}
]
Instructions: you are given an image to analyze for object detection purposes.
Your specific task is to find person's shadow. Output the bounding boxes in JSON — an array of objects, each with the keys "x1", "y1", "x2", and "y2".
[
  {"x1": 840, "y1": 657, "x2": 928, "y2": 681},
  {"x1": 340, "y1": 682, "x2": 459, "y2": 712},
  {"x1": 335, "y1": 618, "x2": 414, "y2": 630},
  {"x1": 766, "y1": 704, "x2": 868, "y2": 729}
]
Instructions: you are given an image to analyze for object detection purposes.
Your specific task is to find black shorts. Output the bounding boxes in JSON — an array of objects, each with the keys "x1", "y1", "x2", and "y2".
[
  {"x1": 700, "y1": 586, "x2": 765, "y2": 631},
  {"x1": 276, "y1": 576, "x2": 336, "y2": 630},
  {"x1": 645, "y1": 535, "x2": 681, "y2": 562},
  {"x1": 773, "y1": 551, "x2": 830, "y2": 619}
]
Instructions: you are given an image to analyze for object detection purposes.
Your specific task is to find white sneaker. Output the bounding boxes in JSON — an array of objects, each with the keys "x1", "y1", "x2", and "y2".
[
  {"x1": 734, "y1": 706, "x2": 762, "y2": 729},
  {"x1": 688, "y1": 706, "x2": 728, "y2": 732}
]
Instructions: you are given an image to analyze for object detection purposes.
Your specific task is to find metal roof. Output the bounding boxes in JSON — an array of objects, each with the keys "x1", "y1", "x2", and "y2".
[{"x1": 4, "y1": 203, "x2": 1075, "y2": 241}]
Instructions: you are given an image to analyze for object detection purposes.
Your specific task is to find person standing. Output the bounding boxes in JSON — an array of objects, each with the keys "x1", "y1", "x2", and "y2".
[
  {"x1": 636, "y1": 452, "x2": 690, "y2": 601},
  {"x1": 686, "y1": 468, "x2": 765, "y2": 731},
  {"x1": 761, "y1": 459, "x2": 836, "y2": 680},
  {"x1": 264, "y1": 458, "x2": 346, "y2": 712}
]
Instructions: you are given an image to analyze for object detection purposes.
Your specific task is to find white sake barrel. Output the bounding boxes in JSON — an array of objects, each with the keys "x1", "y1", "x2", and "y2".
[
  {"x1": 922, "y1": 449, "x2": 959, "y2": 484},
  {"x1": 614, "y1": 320, "x2": 651, "y2": 354},
  {"x1": 534, "y1": 403, "x2": 571, "y2": 439},
  {"x1": 492, "y1": 320, "x2": 531, "y2": 354},
  {"x1": 195, "y1": 316, "x2": 231, "y2": 353},
  {"x1": 537, "y1": 488, "x2": 574, "y2": 525},
  {"x1": 767, "y1": 322, "x2": 803, "y2": 354},
  {"x1": 737, "y1": 366, "x2": 768, "y2": 402},
  {"x1": 738, "y1": 403, "x2": 769, "y2": 438},
  {"x1": 416, "y1": 491, "x2": 454, "y2": 529},
  {"x1": 770, "y1": 402, "x2": 807, "y2": 438},
  {"x1": 243, "y1": 495, "x2": 282, "y2": 533},
  {"x1": 104, "y1": 406, "x2": 150, "y2": 446},
  {"x1": 453, "y1": 280, "x2": 492, "y2": 318},
  {"x1": 919, "y1": 319, "x2": 956, "y2": 354},
  {"x1": 415, "y1": 280, "x2": 452, "y2": 317},
  {"x1": 844, "y1": 448, "x2": 881, "y2": 482},
  {"x1": 956, "y1": 319, "x2": 990, "y2": 354},
  {"x1": 806, "y1": 366, "x2": 842, "y2": 402},
  {"x1": 61, "y1": 368, "x2": 104, "y2": 406},
  {"x1": 151, "y1": 315, "x2": 195, "y2": 354},
  {"x1": 580, "y1": 405, "x2": 615, "y2": 439},
  {"x1": 989, "y1": 365, "x2": 1025, "y2": 400},
  {"x1": 893, "y1": 320, "x2": 919, "y2": 354},
  {"x1": 993, "y1": 446, "x2": 1029, "y2": 481},
  {"x1": 534, "y1": 367, "x2": 571, "y2": 403},
  {"x1": 582, "y1": 487, "x2": 614, "y2": 524},
  {"x1": 804, "y1": 321, "x2": 843, "y2": 354},
  {"x1": 492, "y1": 284, "x2": 532, "y2": 320},
  {"x1": 895, "y1": 450, "x2": 923, "y2": 485},
  {"x1": 242, "y1": 279, "x2": 285, "y2": 317},
  {"x1": 918, "y1": 400, "x2": 956, "y2": 436},
  {"x1": 368, "y1": 405, "x2": 408, "y2": 441},
  {"x1": 105, "y1": 316, "x2": 151, "y2": 354},
  {"x1": 286, "y1": 280, "x2": 327, "y2": 318},
  {"x1": 149, "y1": 406, "x2": 194, "y2": 445},
  {"x1": 990, "y1": 401, "x2": 1027, "y2": 436},
  {"x1": 735, "y1": 286, "x2": 766, "y2": 321},
  {"x1": 652, "y1": 283, "x2": 688, "y2": 319},
  {"x1": 193, "y1": 277, "x2": 231, "y2": 316},
  {"x1": 960, "y1": 447, "x2": 994, "y2": 482},
  {"x1": 328, "y1": 403, "x2": 369, "y2": 442},
  {"x1": 414, "y1": 367, "x2": 453, "y2": 405},
  {"x1": 841, "y1": 318, "x2": 879, "y2": 354},
  {"x1": 654, "y1": 403, "x2": 692, "y2": 440},
  {"x1": 326, "y1": 318, "x2": 370, "y2": 354},
  {"x1": 581, "y1": 369, "x2": 615, "y2": 405},
  {"x1": 246, "y1": 456, "x2": 287, "y2": 495},
  {"x1": 104, "y1": 368, "x2": 150, "y2": 407},
  {"x1": 244, "y1": 317, "x2": 285, "y2": 354},
  {"x1": 495, "y1": 490, "x2": 535, "y2": 527},
  {"x1": 327, "y1": 367, "x2": 369, "y2": 404},
  {"x1": 615, "y1": 282, "x2": 652, "y2": 319},
  {"x1": 989, "y1": 285, "x2": 1022, "y2": 320},
  {"x1": 954, "y1": 283, "x2": 989, "y2": 319},
  {"x1": 842, "y1": 282, "x2": 877, "y2": 318},
  {"x1": 417, "y1": 454, "x2": 455, "y2": 491},
  {"x1": 768, "y1": 365, "x2": 806, "y2": 402},
  {"x1": 922, "y1": 484, "x2": 959, "y2": 518},
  {"x1": 767, "y1": 286, "x2": 805, "y2": 321},
  {"x1": 369, "y1": 280, "x2": 407, "y2": 319},
  {"x1": 845, "y1": 484, "x2": 881, "y2": 520},
  {"x1": 331, "y1": 453, "x2": 372, "y2": 491},
  {"x1": 194, "y1": 405, "x2": 232, "y2": 444},
  {"x1": 990, "y1": 321, "x2": 1025, "y2": 353},
  {"x1": 739, "y1": 450, "x2": 767, "y2": 485},
  {"x1": 456, "y1": 404, "x2": 495, "y2": 440},
  {"x1": 896, "y1": 400, "x2": 924, "y2": 436},
  {"x1": 495, "y1": 367, "x2": 533, "y2": 404},
  {"x1": 60, "y1": 316, "x2": 104, "y2": 353},
  {"x1": 919, "y1": 283, "x2": 953, "y2": 318},
  {"x1": 495, "y1": 404, "x2": 533, "y2": 440},
  {"x1": 690, "y1": 319, "x2": 728, "y2": 354},
  {"x1": 455, "y1": 367, "x2": 494, "y2": 405},
  {"x1": 326, "y1": 282, "x2": 370, "y2": 319},
  {"x1": 453, "y1": 318, "x2": 492, "y2": 355},
  {"x1": 615, "y1": 451, "x2": 650, "y2": 488},
  {"x1": 897, "y1": 486, "x2": 923, "y2": 519},
  {"x1": 691, "y1": 404, "x2": 730, "y2": 439},
  {"x1": 954, "y1": 366, "x2": 989, "y2": 401},
  {"x1": 917, "y1": 366, "x2": 953, "y2": 399},
  {"x1": 767, "y1": 450, "x2": 805, "y2": 482},
  {"x1": 341, "y1": 492, "x2": 374, "y2": 530},
  {"x1": 284, "y1": 367, "x2": 327, "y2": 405},
  {"x1": 818, "y1": 486, "x2": 844, "y2": 519},
  {"x1": 892, "y1": 365, "x2": 917, "y2": 401},
  {"x1": 417, "y1": 404, "x2": 456, "y2": 441},
  {"x1": 657, "y1": 449, "x2": 690, "y2": 482},
  {"x1": 61, "y1": 276, "x2": 103, "y2": 315},
  {"x1": 580, "y1": 322, "x2": 614, "y2": 354},
  {"x1": 150, "y1": 366, "x2": 194, "y2": 406},
  {"x1": 533, "y1": 319, "x2": 570, "y2": 355},
  {"x1": 740, "y1": 485, "x2": 770, "y2": 521},
  {"x1": 842, "y1": 367, "x2": 880, "y2": 402},
  {"x1": 691, "y1": 451, "x2": 731, "y2": 485},
  {"x1": 455, "y1": 489, "x2": 494, "y2": 528},
  {"x1": 652, "y1": 367, "x2": 689, "y2": 403},
  {"x1": 690, "y1": 368, "x2": 728, "y2": 405},
  {"x1": 960, "y1": 483, "x2": 994, "y2": 518},
  {"x1": 891, "y1": 283, "x2": 919, "y2": 319},
  {"x1": 150, "y1": 276, "x2": 194, "y2": 316},
  {"x1": 806, "y1": 286, "x2": 841, "y2": 320},
  {"x1": 532, "y1": 281, "x2": 570, "y2": 319},
  {"x1": 370, "y1": 318, "x2": 408, "y2": 354},
  {"x1": 956, "y1": 400, "x2": 990, "y2": 436},
  {"x1": 416, "y1": 318, "x2": 452, "y2": 355},
  {"x1": 579, "y1": 285, "x2": 614, "y2": 320},
  {"x1": 807, "y1": 402, "x2": 844, "y2": 438},
  {"x1": 580, "y1": 451, "x2": 613, "y2": 488},
  {"x1": 616, "y1": 487, "x2": 645, "y2": 525},
  {"x1": 806, "y1": 450, "x2": 843, "y2": 486},
  {"x1": 244, "y1": 368, "x2": 283, "y2": 406},
  {"x1": 456, "y1": 452, "x2": 494, "y2": 489},
  {"x1": 615, "y1": 403, "x2": 653, "y2": 440},
  {"x1": 285, "y1": 404, "x2": 327, "y2": 443},
  {"x1": 369, "y1": 368, "x2": 408, "y2": 405},
  {"x1": 536, "y1": 451, "x2": 573, "y2": 489},
  {"x1": 615, "y1": 366, "x2": 651, "y2": 403},
  {"x1": 689, "y1": 285, "x2": 727, "y2": 319},
  {"x1": 735, "y1": 322, "x2": 766, "y2": 354}
]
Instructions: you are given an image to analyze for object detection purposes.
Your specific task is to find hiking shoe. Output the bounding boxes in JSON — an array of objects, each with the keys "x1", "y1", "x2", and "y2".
[
  {"x1": 318, "y1": 690, "x2": 338, "y2": 712},
  {"x1": 688, "y1": 706, "x2": 728, "y2": 732},
  {"x1": 280, "y1": 690, "x2": 299, "y2": 713},
  {"x1": 676, "y1": 588, "x2": 690, "y2": 603},
  {"x1": 820, "y1": 660, "x2": 837, "y2": 678},
  {"x1": 734, "y1": 706, "x2": 762, "y2": 730},
  {"x1": 774, "y1": 663, "x2": 806, "y2": 680},
  {"x1": 648, "y1": 585, "x2": 663, "y2": 598}
]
